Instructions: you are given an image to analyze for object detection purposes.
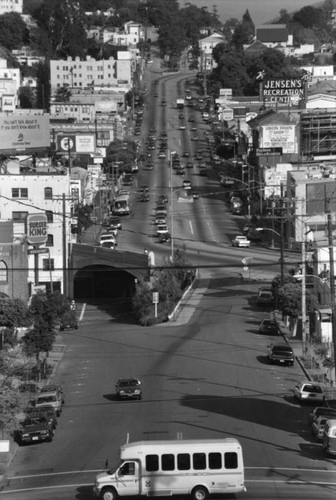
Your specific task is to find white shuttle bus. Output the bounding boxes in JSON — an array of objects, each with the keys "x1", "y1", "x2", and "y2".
[{"x1": 93, "y1": 438, "x2": 246, "y2": 500}]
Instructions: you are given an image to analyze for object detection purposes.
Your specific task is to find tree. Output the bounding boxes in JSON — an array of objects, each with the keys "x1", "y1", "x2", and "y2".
[
  {"x1": 276, "y1": 283, "x2": 302, "y2": 318},
  {"x1": 293, "y1": 6, "x2": 323, "y2": 28},
  {"x1": 0, "y1": 381, "x2": 21, "y2": 438},
  {"x1": 0, "y1": 12, "x2": 29, "y2": 50},
  {"x1": 35, "y1": 61, "x2": 50, "y2": 111},
  {"x1": 22, "y1": 291, "x2": 69, "y2": 361},
  {"x1": 72, "y1": 203, "x2": 93, "y2": 237}
]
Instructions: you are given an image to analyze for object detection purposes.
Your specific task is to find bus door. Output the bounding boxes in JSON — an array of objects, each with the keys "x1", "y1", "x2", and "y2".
[{"x1": 117, "y1": 461, "x2": 140, "y2": 495}]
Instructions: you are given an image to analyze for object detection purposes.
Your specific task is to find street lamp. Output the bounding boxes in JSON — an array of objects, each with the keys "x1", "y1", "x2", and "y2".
[
  {"x1": 169, "y1": 151, "x2": 176, "y2": 263},
  {"x1": 256, "y1": 226, "x2": 285, "y2": 285}
]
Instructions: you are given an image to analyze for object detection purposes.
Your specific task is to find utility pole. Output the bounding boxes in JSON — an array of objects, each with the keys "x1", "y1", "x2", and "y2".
[
  {"x1": 62, "y1": 193, "x2": 67, "y2": 297},
  {"x1": 326, "y1": 199, "x2": 336, "y2": 384},
  {"x1": 324, "y1": 185, "x2": 336, "y2": 383}
]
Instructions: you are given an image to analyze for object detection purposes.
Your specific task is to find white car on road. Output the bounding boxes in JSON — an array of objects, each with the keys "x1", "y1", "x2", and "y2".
[{"x1": 232, "y1": 235, "x2": 250, "y2": 247}]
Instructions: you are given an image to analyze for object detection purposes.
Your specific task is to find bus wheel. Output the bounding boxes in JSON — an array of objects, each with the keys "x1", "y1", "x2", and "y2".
[
  {"x1": 101, "y1": 487, "x2": 118, "y2": 500},
  {"x1": 192, "y1": 486, "x2": 209, "y2": 500}
]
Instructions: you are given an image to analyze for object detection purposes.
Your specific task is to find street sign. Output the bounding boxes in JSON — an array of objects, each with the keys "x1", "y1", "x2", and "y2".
[{"x1": 27, "y1": 248, "x2": 49, "y2": 255}]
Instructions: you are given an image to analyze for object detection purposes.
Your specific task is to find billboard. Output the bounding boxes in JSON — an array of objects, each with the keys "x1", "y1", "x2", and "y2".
[
  {"x1": 27, "y1": 213, "x2": 48, "y2": 245},
  {"x1": 0, "y1": 114, "x2": 50, "y2": 153},
  {"x1": 262, "y1": 79, "x2": 304, "y2": 104},
  {"x1": 57, "y1": 134, "x2": 96, "y2": 153},
  {"x1": 262, "y1": 125, "x2": 296, "y2": 154}
]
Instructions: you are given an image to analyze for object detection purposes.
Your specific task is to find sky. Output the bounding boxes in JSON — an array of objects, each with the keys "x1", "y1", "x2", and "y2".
[{"x1": 178, "y1": 0, "x2": 319, "y2": 25}]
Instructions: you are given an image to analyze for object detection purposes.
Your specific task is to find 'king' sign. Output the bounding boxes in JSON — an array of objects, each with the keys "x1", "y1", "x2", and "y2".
[{"x1": 27, "y1": 213, "x2": 48, "y2": 245}]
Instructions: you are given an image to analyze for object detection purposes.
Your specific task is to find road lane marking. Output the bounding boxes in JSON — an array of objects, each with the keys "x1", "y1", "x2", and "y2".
[{"x1": 189, "y1": 220, "x2": 193, "y2": 234}]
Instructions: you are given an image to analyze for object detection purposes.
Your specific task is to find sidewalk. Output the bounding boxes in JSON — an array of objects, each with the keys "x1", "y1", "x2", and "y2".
[{"x1": 274, "y1": 310, "x2": 336, "y2": 396}]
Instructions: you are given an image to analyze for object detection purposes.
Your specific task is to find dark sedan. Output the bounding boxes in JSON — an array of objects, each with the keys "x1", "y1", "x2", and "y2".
[{"x1": 259, "y1": 319, "x2": 278, "y2": 335}]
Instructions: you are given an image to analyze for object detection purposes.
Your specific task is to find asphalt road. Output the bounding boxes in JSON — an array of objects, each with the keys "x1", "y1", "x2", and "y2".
[{"x1": 2, "y1": 71, "x2": 335, "y2": 500}]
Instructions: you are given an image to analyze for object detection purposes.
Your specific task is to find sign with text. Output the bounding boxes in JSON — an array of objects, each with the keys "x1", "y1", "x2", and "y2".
[
  {"x1": 256, "y1": 147, "x2": 283, "y2": 156},
  {"x1": 0, "y1": 114, "x2": 50, "y2": 153},
  {"x1": 261, "y1": 125, "x2": 296, "y2": 154},
  {"x1": 57, "y1": 133, "x2": 95, "y2": 153},
  {"x1": 262, "y1": 78, "x2": 304, "y2": 104},
  {"x1": 27, "y1": 213, "x2": 48, "y2": 245}
]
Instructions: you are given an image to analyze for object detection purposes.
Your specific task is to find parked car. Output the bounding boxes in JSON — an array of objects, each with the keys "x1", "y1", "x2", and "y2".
[
  {"x1": 17, "y1": 416, "x2": 54, "y2": 445},
  {"x1": 40, "y1": 384, "x2": 65, "y2": 405},
  {"x1": 101, "y1": 241, "x2": 115, "y2": 249},
  {"x1": 182, "y1": 180, "x2": 192, "y2": 190},
  {"x1": 159, "y1": 232, "x2": 171, "y2": 244},
  {"x1": 158, "y1": 195, "x2": 168, "y2": 204},
  {"x1": 192, "y1": 191, "x2": 200, "y2": 199},
  {"x1": 34, "y1": 387, "x2": 64, "y2": 416},
  {"x1": 312, "y1": 416, "x2": 329, "y2": 440},
  {"x1": 232, "y1": 235, "x2": 250, "y2": 247},
  {"x1": 157, "y1": 224, "x2": 169, "y2": 235},
  {"x1": 25, "y1": 405, "x2": 58, "y2": 430},
  {"x1": 259, "y1": 319, "x2": 278, "y2": 335},
  {"x1": 155, "y1": 215, "x2": 167, "y2": 225},
  {"x1": 323, "y1": 419, "x2": 336, "y2": 456},
  {"x1": 186, "y1": 161, "x2": 194, "y2": 169},
  {"x1": 99, "y1": 233, "x2": 117, "y2": 246},
  {"x1": 308, "y1": 407, "x2": 336, "y2": 427},
  {"x1": 115, "y1": 378, "x2": 142, "y2": 400},
  {"x1": 139, "y1": 193, "x2": 150, "y2": 202},
  {"x1": 293, "y1": 380, "x2": 325, "y2": 404},
  {"x1": 257, "y1": 287, "x2": 274, "y2": 306},
  {"x1": 267, "y1": 343, "x2": 294, "y2": 366},
  {"x1": 199, "y1": 167, "x2": 207, "y2": 177}
]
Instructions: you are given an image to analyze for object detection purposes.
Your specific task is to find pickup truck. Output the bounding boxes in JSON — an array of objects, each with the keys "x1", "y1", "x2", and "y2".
[{"x1": 232, "y1": 235, "x2": 250, "y2": 247}]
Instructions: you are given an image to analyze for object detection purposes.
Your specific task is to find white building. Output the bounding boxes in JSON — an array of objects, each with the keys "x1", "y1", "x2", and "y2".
[
  {"x1": 0, "y1": 0, "x2": 22, "y2": 14},
  {"x1": 50, "y1": 55, "x2": 132, "y2": 92},
  {"x1": 0, "y1": 162, "x2": 73, "y2": 294},
  {"x1": 199, "y1": 33, "x2": 226, "y2": 71}
]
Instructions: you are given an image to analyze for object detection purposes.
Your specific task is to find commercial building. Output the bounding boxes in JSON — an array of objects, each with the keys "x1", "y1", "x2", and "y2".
[{"x1": 0, "y1": 161, "x2": 74, "y2": 297}]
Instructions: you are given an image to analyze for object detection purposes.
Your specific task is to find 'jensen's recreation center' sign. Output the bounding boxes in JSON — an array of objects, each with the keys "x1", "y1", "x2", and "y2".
[{"x1": 262, "y1": 79, "x2": 305, "y2": 104}]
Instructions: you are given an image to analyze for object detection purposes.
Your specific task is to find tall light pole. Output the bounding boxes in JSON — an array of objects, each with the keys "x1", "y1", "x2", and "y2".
[
  {"x1": 256, "y1": 226, "x2": 284, "y2": 285},
  {"x1": 169, "y1": 151, "x2": 176, "y2": 262}
]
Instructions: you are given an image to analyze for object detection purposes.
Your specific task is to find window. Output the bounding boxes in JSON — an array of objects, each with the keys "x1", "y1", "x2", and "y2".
[
  {"x1": 177, "y1": 453, "x2": 190, "y2": 470},
  {"x1": 120, "y1": 462, "x2": 135, "y2": 476},
  {"x1": 162, "y1": 454, "x2": 174, "y2": 471},
  {"x1": 224, "y1": 452, "x2": 238, "y2": 469},
  {"x1": 44, "y1": 187, "x2": 53, "y2": 199},
  {"x1": 46, "y1": 234, "x2": 54, "y2": 247},
  {"x1": 193, "y1": 453, "x2": 206, "y2": 470},
  {"x1": 46, "y1": 211, "x2": 53, "y2": 223},
  {"x1": 12, "y1": 211, "x2": 28, "y2": 222},
  {"x1": 43, "y1": 259, "x2": 54, "y2": 271},
  {"x1": 209, "y1": 453, "x2": 222, "y2": 469},
  {"x1": 146, "y1": 454, "x2": 159, "y2": 471},
  {"x1": 12, "y1": 188, "x2": 28, "y2": 198},
  {"x1": 0, "y1": 261, "x2": 8, "y2": 282}
]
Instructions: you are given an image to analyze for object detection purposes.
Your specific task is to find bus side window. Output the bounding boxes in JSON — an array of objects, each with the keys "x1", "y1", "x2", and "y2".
[
  {"x1": 209, "y1": 452, "x2": 222, "y2": 469},
  {"x1": 224, "y1": 452, "x2": 238, "y2": 469},
  {"x1": 193, "y1": 453, "x2": 206, "y2": 470},
  {"x1": 119, "y1": 462, "x2": 135, "y2": 476},
  {"x1": 177, "y1": 453, "x2": 190, "y2": 470},
  {"x1": 162, "y1": 454, "x2": 175, "y2": 471},
  {"x1": 146, "y1": 454, "x2": 159, "y2": 471}
]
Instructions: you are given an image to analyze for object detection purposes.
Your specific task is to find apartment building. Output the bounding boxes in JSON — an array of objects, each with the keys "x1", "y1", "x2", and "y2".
[
  {"x1": 0, "y1": 0, "x2": 22, "y2": 15},
  {"x1": 50, "y1": 56, "x2": 132, "y2": 92}
]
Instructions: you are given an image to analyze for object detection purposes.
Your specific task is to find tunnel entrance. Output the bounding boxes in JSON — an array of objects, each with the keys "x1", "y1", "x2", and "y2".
[{"x1": 73, "y1": 265, "x2": 136, "y2": 299}]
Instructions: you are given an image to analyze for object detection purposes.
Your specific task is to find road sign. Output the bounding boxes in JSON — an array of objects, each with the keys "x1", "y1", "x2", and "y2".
[{"x1": 27, "y1": 248, "x2": 49, "y2": 255}]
